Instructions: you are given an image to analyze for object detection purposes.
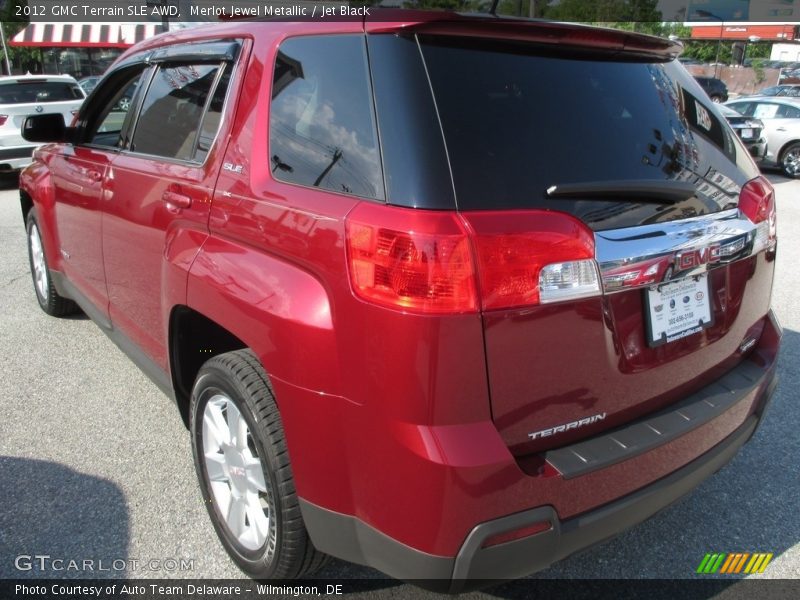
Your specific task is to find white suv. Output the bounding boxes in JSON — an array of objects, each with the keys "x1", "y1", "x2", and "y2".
[{"x1": 0, "y1": 74, "x2": 85, "y2": 171}]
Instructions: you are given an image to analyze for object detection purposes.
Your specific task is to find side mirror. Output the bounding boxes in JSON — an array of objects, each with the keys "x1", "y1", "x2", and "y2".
[{"x1": 22, "y1": 113, "x2": 70, "y2": 143}]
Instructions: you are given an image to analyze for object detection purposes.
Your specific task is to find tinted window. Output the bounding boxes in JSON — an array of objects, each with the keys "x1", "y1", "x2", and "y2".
[
  {"x1": 419, "y1": 36, "x2": 749, "y2": 229},
  {"x1": 728, "y1": 102, "x2": 755, "y2": 116},
  {"x1": 132, "y1": 63, "x2": 220, "y2": 161},
  {"x1": 776, "y1": 104, "x2": 800, "y2": 118},
  {"x1": 91, "y1": 73, "x2": 146, "y2": 148},
  {"x1": 195, "y1": 67, "x2": 231, "y2": 163},
  {"x1": 0, "y1": 81, "x2": 83, "y2": 104},
  {"x1": 270, "y1": 35, "x2": 383, "y2": 200}
]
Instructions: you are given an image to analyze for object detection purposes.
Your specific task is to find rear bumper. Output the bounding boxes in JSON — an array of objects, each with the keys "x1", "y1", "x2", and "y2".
[
  {"x1": 0, "y1": 145, "x2": 37, "y2": 170},
  {"x1": 744, "y1": 138, "x2": 767, "y2": 162},
  {"x1": 299, "y1": 314, "x2": 779, "y2": 589}
]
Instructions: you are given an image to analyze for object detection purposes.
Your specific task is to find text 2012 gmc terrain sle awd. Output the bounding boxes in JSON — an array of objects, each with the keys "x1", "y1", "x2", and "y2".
[{"x1": 19, "y1": 13, "x2": 780, "y2": 591}]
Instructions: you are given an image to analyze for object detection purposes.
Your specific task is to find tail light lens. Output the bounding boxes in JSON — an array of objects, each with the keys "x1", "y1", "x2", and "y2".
[
  {"x1": 464, "y1": 210, "x2": 599, "y2": 309},
  {"x1": 0, "y1": 115, "x2": 7, "y2": 126},
  {"x1": 345, "y1": 204, "x2": 600, "y2": 314},
  {"x1": 739, "y1": 176, "x2": 777, "y2": 252},
  {"x1": 345, "y1": 203, "x2": 477, "y2": 314}
]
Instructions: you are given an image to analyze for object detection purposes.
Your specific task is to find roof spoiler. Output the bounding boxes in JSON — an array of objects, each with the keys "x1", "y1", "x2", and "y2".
[{"x1": 364, "y1": 10, "x2": 682, "y2": 60}]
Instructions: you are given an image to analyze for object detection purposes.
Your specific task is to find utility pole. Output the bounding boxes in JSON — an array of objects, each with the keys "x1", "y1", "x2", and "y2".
[
  {"x1": 146, "y1": 0, "x2": 170, "y2": 32},
  {"x1": 0, "y1": 24, "x2": 11, "y2": 76},
  {"x1": 314, "y1": 149, "x2": 343, "y2": 187}
]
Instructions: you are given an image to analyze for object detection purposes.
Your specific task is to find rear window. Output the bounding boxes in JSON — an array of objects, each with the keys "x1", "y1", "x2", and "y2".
[
  {"x1": 417, "y1": 36, "x2": 754, "y2": 229},
  {"x1": 0, "y1": 81, "x2": 83, "y2": 104}
]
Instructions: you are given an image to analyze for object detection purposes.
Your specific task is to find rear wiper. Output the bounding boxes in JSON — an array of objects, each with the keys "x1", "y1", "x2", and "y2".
[{"x1": 545, "y1": 179, "x2": 696, "y2": 204}]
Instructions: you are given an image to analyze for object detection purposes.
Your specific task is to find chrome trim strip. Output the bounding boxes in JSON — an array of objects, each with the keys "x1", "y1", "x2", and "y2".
[{"x1": 595, "y1": 208, "x2": 758, "y2": 293}]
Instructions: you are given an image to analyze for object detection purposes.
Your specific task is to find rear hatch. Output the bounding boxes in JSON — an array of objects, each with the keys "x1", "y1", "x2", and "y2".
[
  {"x1": 376, "y1": 29, "x2": 776, "y2": 455},
  {"x1": 0, "y1": 79, "x2": 84, "y2": 146}
]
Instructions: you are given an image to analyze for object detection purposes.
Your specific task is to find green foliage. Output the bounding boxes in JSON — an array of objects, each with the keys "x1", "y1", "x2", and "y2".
[
  {"x1": 1, "y1": 1, "x2": 36, "y2": 74},
  {"x1": 547, "y1": 0, "x2": 661, "y2": 22}
]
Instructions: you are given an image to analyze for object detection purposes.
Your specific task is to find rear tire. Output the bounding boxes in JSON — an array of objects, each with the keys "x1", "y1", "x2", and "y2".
[
  {"x1": 190, "y1": 349, "x2": 328, "y2": 579},
  {"x1": 779, "y1": 142, "x2": 800, "y2": 178},
  {"x1": 25, "y1": 211, "x2": 79, "y2": 317}
]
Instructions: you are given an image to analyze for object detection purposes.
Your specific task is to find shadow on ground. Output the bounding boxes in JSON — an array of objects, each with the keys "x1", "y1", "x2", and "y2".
[{"x1": 0, "y1": 456, "x2": 129, "y2": 579}]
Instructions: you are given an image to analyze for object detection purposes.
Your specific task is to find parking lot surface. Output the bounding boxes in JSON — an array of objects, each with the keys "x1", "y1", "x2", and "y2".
[{"x1": 0, "y1": 173, "x2": 797, "y2": 594}]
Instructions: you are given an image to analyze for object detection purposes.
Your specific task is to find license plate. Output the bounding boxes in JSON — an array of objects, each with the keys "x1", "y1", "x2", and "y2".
[
  {"x1": 644, "y1": 274, "x2": 713, "y2": 347},
  {"x1": 740, "y1": 128, "x2": 754, "y2": 139}
]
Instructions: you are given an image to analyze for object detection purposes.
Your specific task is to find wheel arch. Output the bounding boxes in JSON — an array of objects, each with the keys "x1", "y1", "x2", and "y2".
[
  {"x1": 169, "y1": 305, "x2": 248, "y2": 428},
  {"x1": 777, "y1": 138, "x2": 800, "y2": 161}
]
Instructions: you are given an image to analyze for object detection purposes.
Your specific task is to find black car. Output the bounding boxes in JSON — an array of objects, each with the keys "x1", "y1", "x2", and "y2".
[
  {"x1": 694, "y1": 76, "x2": 729, "y2": 102},
  {"x1": 718, "y1": 104, "x2": 767, "y2": 162}
]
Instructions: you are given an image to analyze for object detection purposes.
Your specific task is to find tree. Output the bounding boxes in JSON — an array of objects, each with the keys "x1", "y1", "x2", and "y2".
[
  {"x1": 1, "y1": 1, "x2": 36, "y2": 75},
  {"x1": 546, "y1": 0, "x2": 661, "y2": 22}
]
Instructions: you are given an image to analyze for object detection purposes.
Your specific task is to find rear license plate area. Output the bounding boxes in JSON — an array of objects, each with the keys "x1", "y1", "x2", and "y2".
[{"x1": 644, "y1": 274, "x2": 713, "y2": 347}]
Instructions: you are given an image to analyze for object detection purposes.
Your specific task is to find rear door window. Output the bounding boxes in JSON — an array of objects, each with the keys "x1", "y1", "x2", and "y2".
[
  {"x1": 131, "y1": 63, "x2": 222, "y2": 162},
  {"x1": 269, "y1": 35, "x2": 384, "y2": 201},
  {"x1": 776, "y1": 103, "x2": 800, "y2": 118},
  {"x1": 753, "y1": 103, "x2": 780, "y2": 119}
]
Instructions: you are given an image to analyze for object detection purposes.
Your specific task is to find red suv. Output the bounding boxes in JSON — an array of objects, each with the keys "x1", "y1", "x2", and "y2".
[{"x1": 19, "y1": 13, "x2": 780, "y2": 590}]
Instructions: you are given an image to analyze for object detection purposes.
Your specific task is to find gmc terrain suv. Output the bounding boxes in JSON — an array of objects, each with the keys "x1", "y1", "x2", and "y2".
[{"x1": 19, "y1": 13, "x2": 780, "y2": 590}]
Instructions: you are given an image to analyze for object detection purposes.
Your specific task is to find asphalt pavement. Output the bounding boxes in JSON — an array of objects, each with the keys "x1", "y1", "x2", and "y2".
[{"x1": 0, "y1": 172, "x2": 798, "y2": 596}]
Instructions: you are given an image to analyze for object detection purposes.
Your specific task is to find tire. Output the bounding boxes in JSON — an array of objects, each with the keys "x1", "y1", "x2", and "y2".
[
  {"x1": 26, "y1": 211, "x2": 79, "y2": 317},
  {"x1": 190, "y1": 349, "x2": 328, "y2": 579},
  {"x1": 779, "y1": 142, "x2": 800, "y2": 178}
]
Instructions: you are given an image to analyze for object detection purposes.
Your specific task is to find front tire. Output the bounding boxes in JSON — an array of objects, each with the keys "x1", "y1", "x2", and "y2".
[
  {"x1": 26, "y1": 211, "x2": 78, "y2": 317},
  {"x1": 190, "y1": 349, "x2": 327, "y2": 579},
  {"x1": 780, "y1": 142, "x2": 800, "y2": 178}
]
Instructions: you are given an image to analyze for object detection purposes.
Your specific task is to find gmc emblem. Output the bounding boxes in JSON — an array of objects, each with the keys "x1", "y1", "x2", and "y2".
[{"x1": 676, "y1": 245, "x2": 721, "y2": 270}]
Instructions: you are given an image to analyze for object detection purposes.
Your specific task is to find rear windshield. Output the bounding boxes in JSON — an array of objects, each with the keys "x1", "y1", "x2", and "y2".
[
  {"x1": 418, "y1": 36, "x2": 755, "y2": 229},
  {"x1": 0, "y1": 81, "x2": 83, "y2": 104}
]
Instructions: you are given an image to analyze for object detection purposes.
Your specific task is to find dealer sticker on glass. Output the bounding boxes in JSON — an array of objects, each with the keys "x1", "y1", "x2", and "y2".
[{"x1": 645, "y1": 274, "x2": 713, "y2": 347}]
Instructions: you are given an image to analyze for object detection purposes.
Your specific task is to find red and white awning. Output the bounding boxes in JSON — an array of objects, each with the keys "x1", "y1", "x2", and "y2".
[{"x1": 11, "y1": 22, "x2": 165, "y2": 48}]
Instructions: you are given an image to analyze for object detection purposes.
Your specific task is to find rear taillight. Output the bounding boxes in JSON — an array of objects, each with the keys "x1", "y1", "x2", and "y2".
[
  {"x1": 464, "y1": 210, "x2": 600, "y2": 309},
  {"x1": 345, "y1": 203, "x2": 477, "y2": 314},
  {"x1": 0, "y1": 115, "x2": 7, "y2": 126},
  {"x1": 739, "y1": 175, "x2": 777, "y2": 252},
  {"x1": 345, "y1": 204, "x2": 600, "y2": 314}
]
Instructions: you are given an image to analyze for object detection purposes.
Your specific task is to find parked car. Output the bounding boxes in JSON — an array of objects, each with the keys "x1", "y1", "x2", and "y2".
[
  {"x1": 718, "y1": 104, "x2": 767, "y2": 162},
  {"x1": 78, "y1": 76, "x2": 101, "y2": 95},
  {"x1": 0, "y1": 75, "x2": 85, "y2": 171},
  {"x1": 778, "y1": 68, "x2": 800, "y2": 83},
  {"x1": 726, "y1": 97, "x2": 800, "y2": 177},
  {"x1": 694, "y1": 76, "x2": 729, "y2": 102},
  {"x1": 747, "y1": 84, "x2": 800, "y2": 97},
  {"x1": 19, "y1": 15, "x2": 780, "y2": 589}
]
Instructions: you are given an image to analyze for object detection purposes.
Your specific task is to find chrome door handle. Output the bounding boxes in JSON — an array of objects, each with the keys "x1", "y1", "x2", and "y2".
[{"x1": 162, "y1": 190, "x2": 192, "y2": 210}]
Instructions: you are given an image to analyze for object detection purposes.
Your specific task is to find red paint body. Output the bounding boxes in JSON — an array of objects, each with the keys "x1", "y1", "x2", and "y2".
[{"x1": 20, "y1": 16, "x2": 780, "y2": 570}]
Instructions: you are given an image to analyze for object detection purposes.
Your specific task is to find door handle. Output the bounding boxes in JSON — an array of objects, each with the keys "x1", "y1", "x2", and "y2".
[
  {"x1": 777, "y1": 127, "x2": 787, "y2": 131},
  {"x1": 162, "y1": 190, "x2": 192, "y2": 210}
]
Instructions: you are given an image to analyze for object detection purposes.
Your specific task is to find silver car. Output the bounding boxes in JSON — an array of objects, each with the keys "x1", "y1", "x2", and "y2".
[{"x1": 725, "y1": 97, "x2": 800, "y2": 178}]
